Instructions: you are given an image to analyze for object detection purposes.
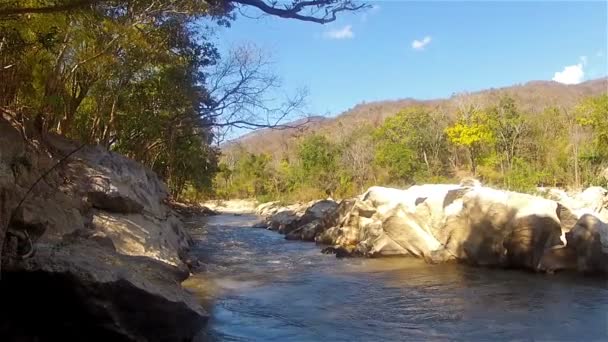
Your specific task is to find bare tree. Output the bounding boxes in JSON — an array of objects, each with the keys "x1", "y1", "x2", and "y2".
[{"x1": 204, "y1": 44, "x2": 310, "y2": 143}]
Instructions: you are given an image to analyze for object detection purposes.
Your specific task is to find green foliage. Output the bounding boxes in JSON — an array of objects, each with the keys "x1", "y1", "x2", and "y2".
[
  {"x1": 373, "y1": 107, "x2": 449, "y2": 183},
  {"x1": 445, "y1": 107, "x2": 494, "y2": 174},
  {"x1": 216, "y1": 94, "x2": 608, "y2": 202},
  {"x1": 576, "y1": 94, "x2": 608, "y2": 157},
  {"x1": 1, "y1": 0, "x2": 227, "y2": 199}
]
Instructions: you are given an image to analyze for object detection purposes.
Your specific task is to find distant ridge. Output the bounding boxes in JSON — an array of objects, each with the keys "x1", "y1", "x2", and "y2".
[{"x1": 226, "y1": 78, "x2": 608, "y2": 157}]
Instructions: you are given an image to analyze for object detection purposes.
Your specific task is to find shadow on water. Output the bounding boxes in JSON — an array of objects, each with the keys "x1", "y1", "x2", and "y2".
[{"x1": 183, "y1": 214, "x2": 608, "y2": 342}]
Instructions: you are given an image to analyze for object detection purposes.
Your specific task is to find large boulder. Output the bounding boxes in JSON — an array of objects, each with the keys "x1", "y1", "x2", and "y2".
[
  {"x1": 363, "y1": 204, "x2": 442, "y2": 257},
  {"x1": 262, "y1": 200, "x2": 338, "y2": 239},
  {"x1": 565, "y1": 214, "x2": 608, "y2": 274},
  {"x1": 0, "y1": 238, "x2": 206, "y2": 341},
  {"x1": 0, "y1": 118, "x2": 206, "y2": 341},
  {"x1": 542, "y1": 186, "x2": 608, "y2": 222},
  {"x1": 320, "y1": 184, "x2": 571, "y2": 272},
  {"x1": 438, "y1": 187, "x2": 565, "y2": 270}
]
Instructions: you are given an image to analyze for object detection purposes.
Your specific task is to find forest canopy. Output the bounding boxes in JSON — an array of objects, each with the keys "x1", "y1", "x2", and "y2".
[
  {"x1": 0, "y1": 0, "x2": 367, "y2": 199},
  {"x1": 217, "y1": 93, "x2": 608, "y2": 202}
]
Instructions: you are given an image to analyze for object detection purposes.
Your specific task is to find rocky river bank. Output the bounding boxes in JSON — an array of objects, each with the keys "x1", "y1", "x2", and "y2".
[
  {"x1": 254, "y1": 182, "x2": 608, "y2": 275},
  {"x1": 0, "y1": 115, "x2": 215, "y2": 341}
]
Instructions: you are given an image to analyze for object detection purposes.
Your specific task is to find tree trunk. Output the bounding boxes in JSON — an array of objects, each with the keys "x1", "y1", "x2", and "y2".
[{"x1": 469, "y1": 147, "x2": 477, "y2": 176}]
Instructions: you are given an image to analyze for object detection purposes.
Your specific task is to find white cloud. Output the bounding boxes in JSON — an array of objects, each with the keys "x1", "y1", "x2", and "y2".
[
  {"x1": 552, "y1": 63, "x2": 585, "y2": 85},
  {"x1": 324, "y1": 25, "x2": 354, "y2": 40},
  {"x1": 411, "y1": 36, "x2": 432, "y2": 50}
]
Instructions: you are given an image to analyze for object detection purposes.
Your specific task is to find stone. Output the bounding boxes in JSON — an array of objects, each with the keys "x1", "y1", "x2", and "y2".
[
  {"x1": 566, "y1": 213, "x2": 608, "y2": 274},
  {"x1": 0, "y1": 239, "x2": 207, "y2": 341},
  {"x1": 0, "y1": 118, "x2": 205, "y2": 340}
]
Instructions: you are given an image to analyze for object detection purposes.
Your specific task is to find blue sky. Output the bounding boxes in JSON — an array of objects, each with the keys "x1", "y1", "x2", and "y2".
[{"x1": 208, "y1": 1, "x2": 607, "y2": 118}]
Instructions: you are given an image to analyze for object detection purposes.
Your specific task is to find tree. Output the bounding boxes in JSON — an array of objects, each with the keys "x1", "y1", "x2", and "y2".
[
  {"x1": 575, "y1": 94, "x2": 608, "y2": 185},
  {"x1": 445, "y1": 106, "x2": 494, "y2": 175},
  {"x1": 487, "y1": 96, "x2": 528, "y2": 176},
  {"x1": 297, "y1": 134, "x2": 339, "y2": 194},
  {"x1": 0, "y1": 0, "x2": 367, "y2": 200},
  {"x1": 373, "y1": 107, "x2": 449, "y2": 182},
  {"x1": 576, "y1": 94, "x2": 608, "y2": 157}
]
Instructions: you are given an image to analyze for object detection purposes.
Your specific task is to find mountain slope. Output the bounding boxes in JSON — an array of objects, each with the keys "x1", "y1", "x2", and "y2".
[{"x1": 227, "y1": 78, "x2": 608, "y2": 158}]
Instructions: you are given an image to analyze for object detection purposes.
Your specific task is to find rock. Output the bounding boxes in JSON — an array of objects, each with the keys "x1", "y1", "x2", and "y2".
[
  {"x1": 573, "y1": 187, "x2": 608, "y2": 214},
  {"x1": 300, "y1": 200, "x2": 338, "y2": 224},
  {"x1": 363, "y1": 184, "x2": 461, "y2": 215},
  {"x1": 88, "y1": 182, "x2": 144, "y2": 214},
  {"x1": 91, "y1": 211, "x2": 192, "y2": 269},
  {"x1": 251, "y1": 220, "x2": 268, "y2": 228},
  {"x1": 320, "y1": 184, "x2": 569, "y2": 271},
  {"x1": 566, "y1": 214, "x2": 608, "y2": 274},
  {"x1": 0, "y1": 239, "x2": 207, "y2": 341},
  {"x1": 266, "y1": 200, "x2": 337, "y2": 238},
  {"x1": 74, "y1": 146, "x2": 171, "y2": 218},
  {"x1": 285, "y1": 220, "x2": 322, "y2": 241},
  {"x1": 537, "y1": 245, "x2": 578, "y2": 273},
  {"x1": 255, "y1": 201, "x2": 283, "y2": 217},
  {"x1": 0, "y1": 118, "x2": 206, "y2": 340},
  {"x1": 320, "y1": 245, "x2": 360, "y2": 258},
  {"x1": 371, "y1": 204, "x2": 442, "y2": 257},
  {"x1": 270, "y1": 210, "x2": 301, "y2": 233},
  {"x1": 542, "y1": 186, "x2": 608, "y2": 222},
  {"x1": 439, "y1": 187, "x2": 565, "y2": 270}
]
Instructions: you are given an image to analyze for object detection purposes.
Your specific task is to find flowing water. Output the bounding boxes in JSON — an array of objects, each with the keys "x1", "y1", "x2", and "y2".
[{"x1": 184, "y1": 214, "x2": 608, "y2": 341}]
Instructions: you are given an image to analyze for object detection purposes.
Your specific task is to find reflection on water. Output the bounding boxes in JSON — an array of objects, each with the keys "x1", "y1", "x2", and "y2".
[{"x1": 184, "y1": 214, "x2": 608, "y2": 341}]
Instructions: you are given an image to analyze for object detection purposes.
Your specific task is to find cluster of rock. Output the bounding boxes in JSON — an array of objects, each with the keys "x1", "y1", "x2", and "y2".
[
  {"x1": 0, "y1": 116, "x2": 207, "y2": 341},
  {"x1": 256, "y1": 181, "x2": 608, "y2": 275}
]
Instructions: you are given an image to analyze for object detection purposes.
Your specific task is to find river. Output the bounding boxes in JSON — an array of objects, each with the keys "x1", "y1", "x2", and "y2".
[{"x1": 183, "y1": 214, "x2": 608, "y2": 341}]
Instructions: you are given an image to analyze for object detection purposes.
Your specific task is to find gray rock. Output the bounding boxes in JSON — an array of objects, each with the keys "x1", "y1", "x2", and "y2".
[
  {"x1": 0, "y1": 118, "x2": 205, "y2": 340},
  {"x1": 566, "y1": 214, "x2": 608, "y2": 274},
  {"x1": 1, "y1": 239, "x2": 206, "y2": 341}
]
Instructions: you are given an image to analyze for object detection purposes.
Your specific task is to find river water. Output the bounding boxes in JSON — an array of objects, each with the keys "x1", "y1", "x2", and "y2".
[{"x1": 184, "y1": 214, "x2": 608, "y2": 341}]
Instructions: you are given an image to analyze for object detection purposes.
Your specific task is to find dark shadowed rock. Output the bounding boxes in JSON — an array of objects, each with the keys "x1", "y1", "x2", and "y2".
[
  {"x1": 566, "y1": 214, "x2": 608, "y2": 274},
  {"x1": 0, "y1": 239, "x2": 207, "y2": 341}
]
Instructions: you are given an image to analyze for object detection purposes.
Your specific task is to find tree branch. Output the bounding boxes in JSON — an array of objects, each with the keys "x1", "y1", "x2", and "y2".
[{"x1": 231, "y1": 0, "x2": 369, "y2": 23}]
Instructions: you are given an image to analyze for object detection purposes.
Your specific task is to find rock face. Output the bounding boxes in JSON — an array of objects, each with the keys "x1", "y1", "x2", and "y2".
[
  {"x1": 255, "y1": 200, "x2": 339, "y2": 241},
  {"x1": 565, "y1": 214, "x2": 608, "y2": 274},
  {"x1": 258, "y1": 180, "x2": 608, "y2": 275},
  {"x1": 0, "y1": 116, "x2": 206, "y2": 341}
]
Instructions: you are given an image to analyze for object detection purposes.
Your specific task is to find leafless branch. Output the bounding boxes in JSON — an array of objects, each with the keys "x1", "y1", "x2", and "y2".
[
  {"x1": 232, "y1": 0, "x2": 369, "y2": 24},
  {"x1": 204, "y1": 44, "x2": 311, "y2": 142}
]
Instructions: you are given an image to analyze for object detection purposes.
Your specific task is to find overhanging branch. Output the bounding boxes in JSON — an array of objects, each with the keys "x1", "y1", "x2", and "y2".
[{"x1": 231, "y1": 0, "x2": 369, "y2": 23}]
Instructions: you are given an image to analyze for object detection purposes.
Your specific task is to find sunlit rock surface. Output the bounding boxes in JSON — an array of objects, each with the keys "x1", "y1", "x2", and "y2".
[
  {"x1": 0, "y1": 117, "x2": 206, "y2": 340},
  {"x1": 258, "y1": 181, "x2": 608, "y2": 275}
]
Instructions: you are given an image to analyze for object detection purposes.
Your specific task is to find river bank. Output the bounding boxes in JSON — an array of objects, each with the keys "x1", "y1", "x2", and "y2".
[{"x1": 0, "y1": 115, "x2": 212, "y2": 341}]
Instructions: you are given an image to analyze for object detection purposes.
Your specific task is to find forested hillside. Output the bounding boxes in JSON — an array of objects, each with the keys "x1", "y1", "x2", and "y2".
[
  {"x1": 219, "y1": 79, "x2": 608, "y2": 201},
  {"x1": 0, "y1": 0, "x2": 365, "y2": 201}
]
